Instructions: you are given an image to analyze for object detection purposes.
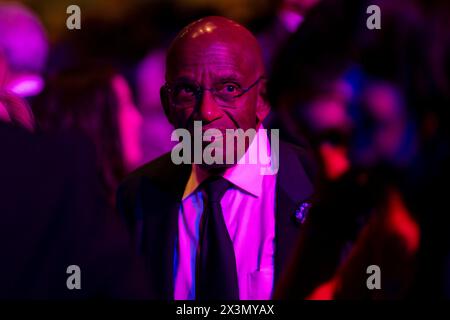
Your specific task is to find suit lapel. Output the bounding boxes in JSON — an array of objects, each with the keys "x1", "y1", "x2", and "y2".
[
  {"x1": 138, "y1": 160, "x2": 190, "y2": 300},
  {"x1": 274, "y1": 141, "x2": 315, "y2": 282}
]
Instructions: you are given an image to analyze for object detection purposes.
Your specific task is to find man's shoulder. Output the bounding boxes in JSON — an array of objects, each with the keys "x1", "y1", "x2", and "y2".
[
  {"x1": 123, "y1": 152, "x2": 174, "y2": 183},
  {"x1": 279, "y1": 140, "x2": 318, "y2": 183},
  {"x1": 118, "y1": 152, "x2": 191, "y2": 198}
]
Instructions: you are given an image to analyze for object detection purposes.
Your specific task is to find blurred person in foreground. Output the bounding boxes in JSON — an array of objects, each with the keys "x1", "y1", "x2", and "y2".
[
  {"x1": 270, "y1": 0, "x2": 449, "y2": 299},
  {"x1": 117, "y1": 16, "x2": 316, "y2": 300},
  {"x1": 34, "y1": 65, "x2": 144, "y2": 206},
  {"x1": 0, "y1": 120, "x2": 151, "y2": 299}
]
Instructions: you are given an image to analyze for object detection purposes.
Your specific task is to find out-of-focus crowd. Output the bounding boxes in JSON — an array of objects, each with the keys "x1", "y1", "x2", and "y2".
[{"x1": 0, "y1": 0, "x2": 449, "y2": 299}]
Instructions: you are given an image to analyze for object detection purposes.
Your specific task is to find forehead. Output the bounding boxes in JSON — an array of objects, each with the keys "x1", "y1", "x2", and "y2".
[{"x1": 166, "y1": 41, "x2": 257, "y2": 82}]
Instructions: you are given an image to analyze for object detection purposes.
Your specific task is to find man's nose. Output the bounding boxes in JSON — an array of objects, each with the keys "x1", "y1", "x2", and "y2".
[{"x1": 195, "y1": 90, "x2": 222, "y2": 123}]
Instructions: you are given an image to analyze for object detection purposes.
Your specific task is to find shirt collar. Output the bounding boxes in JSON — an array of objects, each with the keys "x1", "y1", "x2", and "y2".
[{"x1": 182, "y1": 125, "x2": 270, "y2": 200}]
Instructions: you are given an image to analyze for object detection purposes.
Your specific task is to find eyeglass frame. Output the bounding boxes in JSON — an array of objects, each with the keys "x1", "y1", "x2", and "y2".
[{"x1": 163, "y1": 75, "x2": 266, "y2": 109}]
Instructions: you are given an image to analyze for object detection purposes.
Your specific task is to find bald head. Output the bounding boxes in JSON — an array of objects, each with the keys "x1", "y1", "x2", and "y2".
[
  {"x1": 161, "y1": 16, "x2": 271, "y2": 171},
  {"x1": 166, "y1": 16, "x2": 265, "y2": 80}
]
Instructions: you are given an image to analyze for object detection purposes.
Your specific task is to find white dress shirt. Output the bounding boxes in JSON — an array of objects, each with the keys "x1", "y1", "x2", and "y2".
[{"x1": 173, "y1": 126, "x2": 277, "y2": 300}]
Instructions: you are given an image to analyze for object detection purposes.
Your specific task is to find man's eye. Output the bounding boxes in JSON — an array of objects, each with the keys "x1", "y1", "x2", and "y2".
[
  {"x1": 174, "y1": 84, "x2": 196, "y2": 97},
  {"x1": 219, "y1": 83, "x2": 241, "y2": 94}
]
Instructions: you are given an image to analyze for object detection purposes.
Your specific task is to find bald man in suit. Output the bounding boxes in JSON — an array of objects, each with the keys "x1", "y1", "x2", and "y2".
[{"x1": 117, "y1": 16, "x2": 316, "y2": 300}]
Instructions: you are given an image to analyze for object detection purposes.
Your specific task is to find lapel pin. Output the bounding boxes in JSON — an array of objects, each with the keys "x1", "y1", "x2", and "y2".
[{"x1": 294, "y1": 201, "x2": 312, "y2": 224}]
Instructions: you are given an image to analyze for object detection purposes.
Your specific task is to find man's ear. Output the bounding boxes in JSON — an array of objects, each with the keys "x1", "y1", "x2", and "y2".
[
  {"x1": 160, "y1": 85, "x2": 175, "y2": 126},
  {"x1": 256, "y1": 78, "x2": 271, "y2": 123}
]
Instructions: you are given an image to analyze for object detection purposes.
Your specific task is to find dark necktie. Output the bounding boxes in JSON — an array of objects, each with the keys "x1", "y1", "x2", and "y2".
[{"x1": 195, "y1": 176, "x2": 239, "y2": 300}]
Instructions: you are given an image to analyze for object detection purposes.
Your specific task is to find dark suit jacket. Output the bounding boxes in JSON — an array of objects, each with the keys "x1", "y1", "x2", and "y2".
[
  {"x1": 0, "y1": 123, "x2": 151, "y2": 299},
  {"x1": 117, "y1": 140, "x2": 316, "y2": 299}
]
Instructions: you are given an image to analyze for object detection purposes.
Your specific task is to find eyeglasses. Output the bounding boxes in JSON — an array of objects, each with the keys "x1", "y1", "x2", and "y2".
[{"x1": 164, "y1": 76, "x2": 266, "y2": 109}]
